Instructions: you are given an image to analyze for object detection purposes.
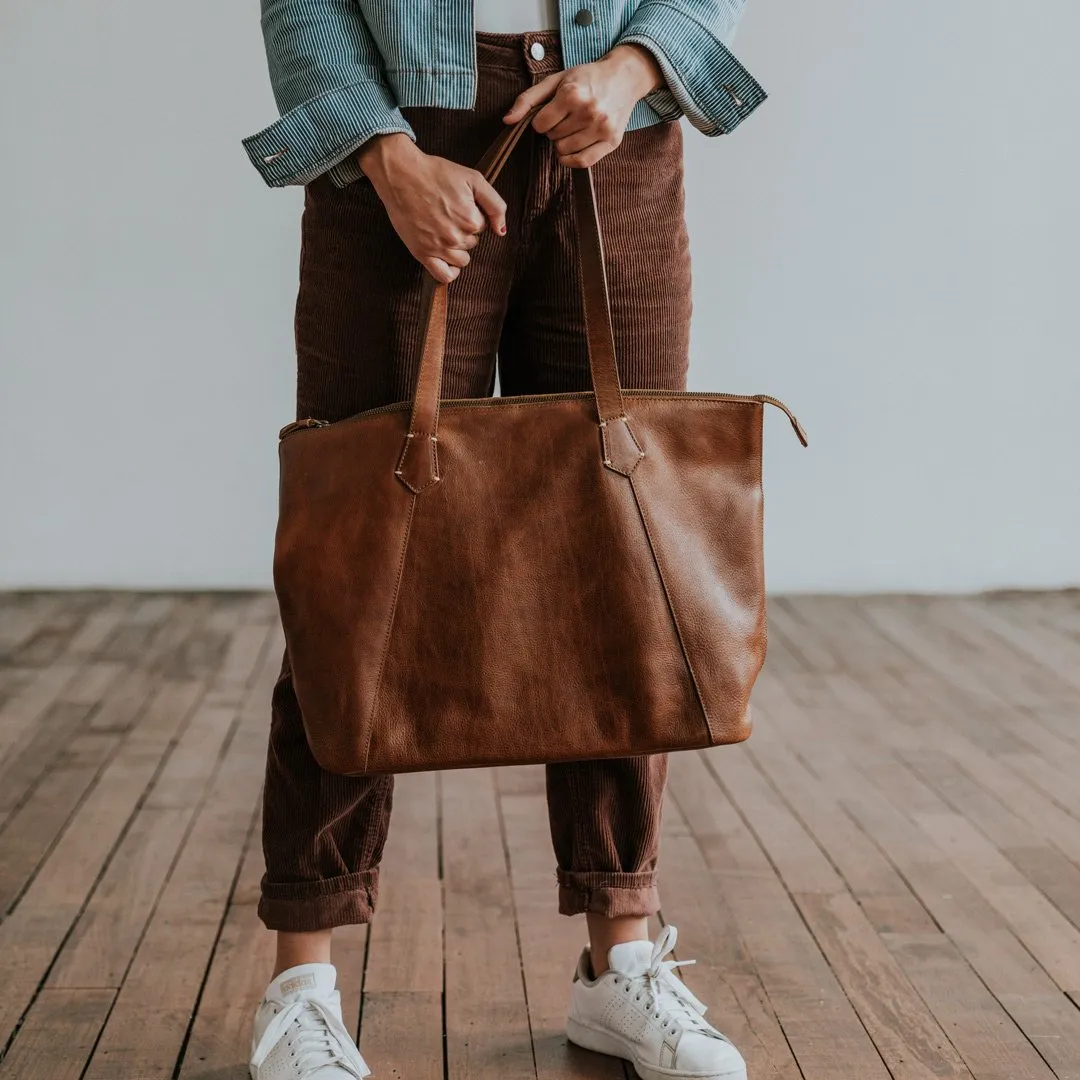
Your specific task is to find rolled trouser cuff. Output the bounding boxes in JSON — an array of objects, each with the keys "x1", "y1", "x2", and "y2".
[
  {"x1": 258, "y1": 869, "x2": 379, "y2": 932},
  {"x1": 557, "y1": 869, "x2": 660, "y2": 918}
]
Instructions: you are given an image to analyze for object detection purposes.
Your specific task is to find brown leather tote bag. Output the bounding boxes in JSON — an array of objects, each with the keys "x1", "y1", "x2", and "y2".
[{"x1": 273, "y1": 114, "x2": 807, "y2": 776}]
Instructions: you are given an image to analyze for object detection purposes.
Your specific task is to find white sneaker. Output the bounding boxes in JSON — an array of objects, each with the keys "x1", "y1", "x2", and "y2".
[
  {"x1": 567, "y1": 926, "x2": 747, "y2": 1080},
  {"x1": 250, "y1": 963, "x2": 370, "y2": 1080}
]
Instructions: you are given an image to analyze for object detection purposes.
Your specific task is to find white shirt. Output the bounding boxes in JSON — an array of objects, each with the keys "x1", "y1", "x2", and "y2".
[{"x1": 474, "y1": 0, "x2": 560, "y2": 33}]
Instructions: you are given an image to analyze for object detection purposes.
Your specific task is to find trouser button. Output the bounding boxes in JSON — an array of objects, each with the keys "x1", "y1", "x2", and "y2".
[{"x1": 530, "y1": 41, "x2": 546, "y2": 61}]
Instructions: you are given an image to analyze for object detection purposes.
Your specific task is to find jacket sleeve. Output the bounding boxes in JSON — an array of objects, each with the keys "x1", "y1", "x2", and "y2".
[
  {"x1": 616, "y1": 0, "x2": 766, "y2": 136},
  {"x1": 242, "y1": 0, "x2": 415, "y2": 188}
]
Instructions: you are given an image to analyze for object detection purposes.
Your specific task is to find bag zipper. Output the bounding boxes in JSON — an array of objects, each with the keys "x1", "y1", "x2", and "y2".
[
  {"x1": 279, "y1": 392, "x2": 807, "y2": 446},
  {"x1": 278, "y1": 417, "x2": 331, "y2": 439},
  {"x1": 753, "y1": 395, "x2": 808, "y2": 447}
]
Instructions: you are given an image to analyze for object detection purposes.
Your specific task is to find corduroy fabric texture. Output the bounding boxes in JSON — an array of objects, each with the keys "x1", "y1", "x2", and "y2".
[{"x1": 260, "y1": 31, "x2": 691, "y2": 933}]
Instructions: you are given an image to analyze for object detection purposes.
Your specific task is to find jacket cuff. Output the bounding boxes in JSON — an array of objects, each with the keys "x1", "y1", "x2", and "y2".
[
  {"x1": 642, "y1": 86, "x2": 684, "y2": 124},
  {"x1": 618, "y1": 4, "x2": 766, "y2": 136},
  {"x1": 242, "y1": 78, "x2": 415, "y2": 188}
]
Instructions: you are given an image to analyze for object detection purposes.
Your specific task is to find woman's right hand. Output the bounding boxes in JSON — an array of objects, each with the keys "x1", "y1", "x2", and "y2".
[{"x1": 357, "y1": 134, "x2": 507, "y2": 284}]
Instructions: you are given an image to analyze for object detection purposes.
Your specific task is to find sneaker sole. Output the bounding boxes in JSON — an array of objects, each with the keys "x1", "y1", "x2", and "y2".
[{"x1": 567, "y1": 1017, "x2": 747, "y2": 1080}]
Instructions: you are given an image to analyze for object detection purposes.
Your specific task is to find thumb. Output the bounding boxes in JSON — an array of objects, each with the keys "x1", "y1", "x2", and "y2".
[{"x1": 503, "y1": 72, "x2": 562, "y2": 123}]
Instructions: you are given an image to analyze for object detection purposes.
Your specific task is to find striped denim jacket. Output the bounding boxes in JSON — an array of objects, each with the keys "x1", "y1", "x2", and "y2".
[{"x1": 243, "y1": 0, "x2": 765, "y2": 189}]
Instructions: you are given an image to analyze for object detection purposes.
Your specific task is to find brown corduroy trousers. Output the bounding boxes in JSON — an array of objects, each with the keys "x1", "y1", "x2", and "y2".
[{"x1": 261, "y1": 31, "x2": 692, "y2": 933}]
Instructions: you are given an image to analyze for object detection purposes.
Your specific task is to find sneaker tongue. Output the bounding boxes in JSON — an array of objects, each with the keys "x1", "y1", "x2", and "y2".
[
  {"x1": 267, "y1": 962, "x2": 337, "y2": 1002},
  {"x1": 606, "y1": 940, "x2": 653, "y2": 978}
]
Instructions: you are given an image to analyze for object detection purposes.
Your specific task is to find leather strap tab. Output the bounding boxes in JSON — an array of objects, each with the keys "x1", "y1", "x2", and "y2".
[
  {"x1": 395, "y1": 430, "x2": 441, "y2": 492},
  {"x1": 601, "y1": 415, "x2": 645, "y2": 476}
]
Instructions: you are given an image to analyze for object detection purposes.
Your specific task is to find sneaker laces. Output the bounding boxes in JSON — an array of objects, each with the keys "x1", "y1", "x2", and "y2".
[
  {"x1": 251, "y1": 995, "x2": 370, "y2": 1079},
  {"x1": 617, "y1": 926, "x2": 717, "y2": 1038}
]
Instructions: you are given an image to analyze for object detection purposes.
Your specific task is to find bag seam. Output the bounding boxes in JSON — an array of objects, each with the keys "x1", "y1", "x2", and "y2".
[
  {"x1": 627, "y1": 470, "x2": 715, "y2": 745},
  {"x1": 360, "y1": 492, "x2": 418, "y2": 771}
]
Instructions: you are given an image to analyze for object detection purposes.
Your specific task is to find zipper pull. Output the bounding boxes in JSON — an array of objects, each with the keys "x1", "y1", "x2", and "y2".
[
  {"x1": 278, "y1": 418, "x2": 329, "y2": 441},
  {"x1": 755, "y1": 396, "x2": 808, "y2": 447}
]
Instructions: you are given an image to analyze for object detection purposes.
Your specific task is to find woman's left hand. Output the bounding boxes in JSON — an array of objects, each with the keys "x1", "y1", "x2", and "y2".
[{"x1": 504, "y1": 45, "x2": 664, "y2": 168}]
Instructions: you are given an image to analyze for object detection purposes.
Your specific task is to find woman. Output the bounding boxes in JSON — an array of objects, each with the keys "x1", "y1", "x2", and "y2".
[{"x1": 243, "y1": 3, "x2": 765, "y2": 1078}]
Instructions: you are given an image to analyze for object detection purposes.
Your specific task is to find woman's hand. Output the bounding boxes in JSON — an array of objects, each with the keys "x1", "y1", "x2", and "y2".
[
  {"x1": 357, "y1": 134, "x2": 508, "y2": 284},
  {"x1": 504, "y1": 45, "x2": 664, "y2": 168}
]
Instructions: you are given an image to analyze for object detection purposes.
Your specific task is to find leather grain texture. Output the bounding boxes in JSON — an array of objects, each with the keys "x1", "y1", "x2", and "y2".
[{"x1": 274, "y1": 114, "x2": 799, "y2": 776}]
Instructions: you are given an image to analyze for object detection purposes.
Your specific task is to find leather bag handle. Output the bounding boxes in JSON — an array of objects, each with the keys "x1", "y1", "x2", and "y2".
[{"x1": 397, "y1": 111, "x2": 629, "y2": 492}]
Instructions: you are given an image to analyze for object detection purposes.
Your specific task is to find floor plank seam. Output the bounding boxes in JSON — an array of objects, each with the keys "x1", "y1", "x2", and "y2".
[
  {"x1": 694, "y1": 750, "x2": 912, "y2": 1080},
  {"x1": 831, "y1": 785, "x2": 1075, "y2": 1076},
  {"x1": 0, "y1": 676, "x2": 213, "y2": 1066},
  {"x1": 494, "y1": 778, "x2": 540, "y2": 1080},
  {"x1": 170, "y1": 798, "x2": 263, "y2": 1080}
]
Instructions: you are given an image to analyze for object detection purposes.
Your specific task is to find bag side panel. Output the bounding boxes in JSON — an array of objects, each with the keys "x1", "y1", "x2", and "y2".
[
  {"x1": 274, "y1": 410, "x2": 416, "y2": 773},
  {"x1": 624, "y1": 399, "x2": 765, "y2": 745}
]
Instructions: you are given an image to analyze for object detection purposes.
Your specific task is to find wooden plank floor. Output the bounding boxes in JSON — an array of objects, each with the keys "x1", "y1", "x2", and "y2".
[{"x1": 0, "y1": 591, "x2": 1078, "y2": 1080}]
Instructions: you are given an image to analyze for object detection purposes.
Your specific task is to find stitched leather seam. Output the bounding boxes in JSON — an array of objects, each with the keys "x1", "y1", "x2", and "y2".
[
  {"x1": 600, "y1": 415, "x2": 645, "y2": 475},
  {"x1": 396, "y1": 432, "x2": 441, "y2": 493},
  {"x1": 569, "y1": 173, "x2": 622, "y2": 424},
  {"x1": 439, "y1": 396, "x2": 750, "y2": 412},
  {"x1": 627, "y1": 471, "x2": 716, "y2": 744},
  {"x1": 360, "y1": 493, "x2": 417, "y2": 772},
  {"x1": 430, "y1": 290, "x2": 446, "y2": 440},
  {"x1": 428, "y1": 398, "x2": 753, "y2": 414}
]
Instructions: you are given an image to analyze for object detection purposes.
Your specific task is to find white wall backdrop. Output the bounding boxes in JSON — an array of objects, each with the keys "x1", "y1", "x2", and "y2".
[{"x1": 2, "y1": 1, "x2": 1078, "y2": 592}]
